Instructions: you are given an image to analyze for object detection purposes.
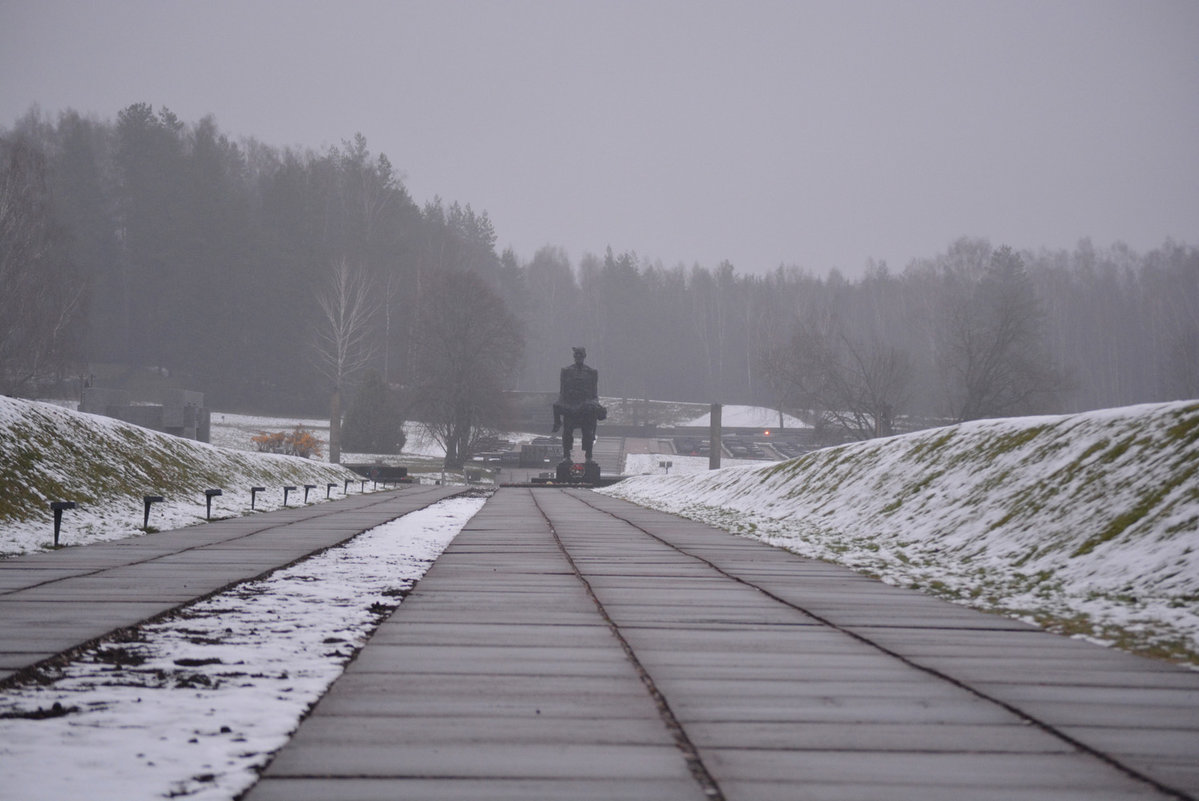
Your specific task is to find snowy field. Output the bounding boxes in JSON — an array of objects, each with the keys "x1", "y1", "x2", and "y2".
[
  {"x1": 682, "y1": 404, "x2": 809, "y2": 429},
  {"x1": 207, "y1": 410, "x2": 450, "y2": 461},
  {"x1": 624, "y1": 452, "x2": 764, "y2": 476},
  {"x1": 603, "y1": 400, "x2": 1199, "y2": 665},
  {"x1": 0, "y1": 495, "x2": 486, "y2": 801}
]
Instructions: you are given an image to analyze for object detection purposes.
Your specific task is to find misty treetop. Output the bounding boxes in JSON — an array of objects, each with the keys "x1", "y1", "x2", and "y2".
[{"x1": 2, "y1": 104, "x2": 1197, "y2": 438}]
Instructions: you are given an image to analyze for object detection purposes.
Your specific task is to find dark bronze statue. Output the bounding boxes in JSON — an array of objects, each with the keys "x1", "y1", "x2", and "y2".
[{"x1": 552, "y1": 346, "x2": 606, "y2": 464}]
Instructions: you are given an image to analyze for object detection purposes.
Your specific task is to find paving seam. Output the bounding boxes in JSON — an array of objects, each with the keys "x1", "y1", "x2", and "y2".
[
  {"x1": 528, "y1": 488, "x2": 726, "y2": 801},
  {"x1": 0, "y1": 489, "x2": 424, "y2": 598},
  {"x1": 0, "y1": 486, "x2": 465, "y2": 689},
  {"x1": 566, "y1": 488, "x2": 1196, "y2": 801}
]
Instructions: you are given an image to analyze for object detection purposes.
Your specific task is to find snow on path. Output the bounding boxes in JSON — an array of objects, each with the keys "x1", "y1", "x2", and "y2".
[{"x1": 0, "y1": 495, "x2": 486, "y2": 801}]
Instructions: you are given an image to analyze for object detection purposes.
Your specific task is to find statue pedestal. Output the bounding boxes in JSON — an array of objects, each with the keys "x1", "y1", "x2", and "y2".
[{"x1": 556, "y1": 460, "x2": 601, "y2": 484}]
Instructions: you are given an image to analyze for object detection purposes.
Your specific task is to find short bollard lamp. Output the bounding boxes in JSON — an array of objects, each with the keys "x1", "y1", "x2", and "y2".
[
  {"x1": 303, "y1": 484, "x2": 316, "y2": 503},
  {"x1": 142, "y1": 495, "x2": 164, "y2": 529},
  {"x1": 326, "y1": 482, "x2": 336, "y2": 499},
  {"x1": 283, "y1": 485, "x2": 297, "y2": 505},
  {"x1": 204, "y1": 489, "x2": 222, "y2": 520},
  {"x1": 50, "y1": 501, "x2": 76, "y2": 547},
  {"x1": 250, "y1": 486, "x2": 265, "y2": 510}
]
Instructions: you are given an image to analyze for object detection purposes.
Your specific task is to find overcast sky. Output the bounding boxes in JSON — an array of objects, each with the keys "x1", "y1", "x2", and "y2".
[{"x1": 2, "y1": 0, "x2": 1196, "y2": 275}]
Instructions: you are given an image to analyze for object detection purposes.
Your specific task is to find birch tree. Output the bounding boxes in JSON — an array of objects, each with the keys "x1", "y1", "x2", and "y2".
[{"x1": 314, "y1": 257, "x2": 377, "y2": 463}]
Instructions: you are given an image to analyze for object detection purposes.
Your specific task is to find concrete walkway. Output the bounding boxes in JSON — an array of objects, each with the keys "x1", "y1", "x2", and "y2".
[
  {"x1": 244, "y1": 487, "x2": 1199, "y2": 801},
  {"x1": 0, "y1": 484, "x2": 464, "y2": 684}
]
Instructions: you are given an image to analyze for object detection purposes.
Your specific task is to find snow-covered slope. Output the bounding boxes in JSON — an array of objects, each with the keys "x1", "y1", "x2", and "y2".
[
  {"x1": 602, "y1": 400, "x2": 1199, "y2": 663},
  {"x1": 0, "y1": 396, "x2": 363, "y2": 556}
]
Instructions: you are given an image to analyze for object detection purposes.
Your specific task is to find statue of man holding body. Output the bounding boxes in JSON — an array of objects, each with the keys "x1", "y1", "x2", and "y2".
[{"x1": 552, "y1": 346, "x2": 606, "y2": 465}]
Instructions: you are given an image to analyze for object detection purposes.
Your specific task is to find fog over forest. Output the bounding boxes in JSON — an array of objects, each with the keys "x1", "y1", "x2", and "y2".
[{"x1": 2, "y1": 106, "x2": 1197, "y2": 444}]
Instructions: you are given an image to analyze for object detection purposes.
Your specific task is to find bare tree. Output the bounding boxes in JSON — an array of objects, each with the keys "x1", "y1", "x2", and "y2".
[
  {"x1": 935, "y1": 246, "x2": 1063, "y2": 421},
  {"x1": 408, "y1": 269, "x2": 523, "y2": 469},
  {"x1": 762, "y1": 318, "x2": 911, "y2": 441},
  {"x1": 314, "y1": 257, "x2": 377, "y2": 463},
  {"x1": 757, "y1": 339, "x2": 800, "y2": 430},
  {"x1": 0, "y1": 137, "x2": 85, "y2": 394}
]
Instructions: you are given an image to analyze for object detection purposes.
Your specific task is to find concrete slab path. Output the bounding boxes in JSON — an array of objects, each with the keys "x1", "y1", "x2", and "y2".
[
  {"x1": 244, "y1": 487, "x2": 1199, "y2": 801},
  {"x1": 0, "y1": 484, "x2": 465, "y2": 684}
]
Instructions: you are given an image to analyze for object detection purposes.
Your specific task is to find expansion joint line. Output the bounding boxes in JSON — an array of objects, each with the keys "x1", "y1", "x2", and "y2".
[
  {"x1": 571, "y1": 491, "x2": 1196, "y2": 801},
  {"x1": 528, "y1": 489, "x2": 726, "y2": 801}
]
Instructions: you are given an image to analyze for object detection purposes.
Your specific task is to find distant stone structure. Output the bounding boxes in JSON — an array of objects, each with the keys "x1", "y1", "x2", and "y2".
[{"x1": 80, "y1": 387, "x2": 211, "y2": 442}]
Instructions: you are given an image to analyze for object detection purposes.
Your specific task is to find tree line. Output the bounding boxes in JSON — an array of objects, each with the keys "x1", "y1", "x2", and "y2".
[{"x1": 2, "y1": 105, "x2": 1196, "y2": 453}]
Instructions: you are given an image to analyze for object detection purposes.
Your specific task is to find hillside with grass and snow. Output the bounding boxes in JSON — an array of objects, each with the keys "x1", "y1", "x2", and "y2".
[
  {"x1": 601, "y1": 400, "x2": 1199, "y2": 664},
  {"x1": 0, "y1": 396, "x2": 366, "y2": 557}
]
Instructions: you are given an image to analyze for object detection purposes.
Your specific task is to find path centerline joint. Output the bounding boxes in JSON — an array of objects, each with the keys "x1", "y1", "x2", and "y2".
[{"x1": 528, "y1": 488, "x2": 727, "y2": 801}]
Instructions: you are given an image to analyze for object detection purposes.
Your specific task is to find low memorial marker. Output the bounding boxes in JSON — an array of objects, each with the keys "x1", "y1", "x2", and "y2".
[
  {"x1": 142, "y1": 495, "x2": 164, "y2": 529},
  {"x1": 204, "y1": 489, "x2": 222, "y2": 520},
  {"x1": 50, "y1": 501, "x2": 76, "y2": 547}
]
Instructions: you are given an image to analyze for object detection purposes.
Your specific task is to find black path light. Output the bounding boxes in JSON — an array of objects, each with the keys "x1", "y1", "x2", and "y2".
[
  {"x1": 303, "y1": 484, "x2": 316, "y2": 503},
  {"x1": 326, "y1": 482, "x2": 337, "y2": 499},
  {"x1": 283, "y1": 486, "x2": 296, "y2": 505},
  {"x1": 50, "y1": 501, "x2": 76, "y2": 547},
  {"x1": 204, "y1": 489, "x2": 222, "y2": 520},
  {"x1": 250, "y1": 486, "x2": 265, "y2": 510},
  {"x1": 343, "y1": 478, "x2": 352, "y2": 493},
  {"x1": 359, "y1": 479, "x2": 368, "y2": 492},
  {"x1": 142, "y1": 495, "x2": 164, "y2": 529}
]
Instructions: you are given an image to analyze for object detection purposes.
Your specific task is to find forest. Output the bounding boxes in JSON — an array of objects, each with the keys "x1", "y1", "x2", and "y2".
[{"x1": 2, "y1": 105, "x2": 1197, "y2": 443}]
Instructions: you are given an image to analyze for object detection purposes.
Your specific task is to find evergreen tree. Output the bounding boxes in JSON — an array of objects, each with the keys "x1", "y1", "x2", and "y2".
[{"x1": 343, "y1": 369, "x2": 406, "y2": 455}]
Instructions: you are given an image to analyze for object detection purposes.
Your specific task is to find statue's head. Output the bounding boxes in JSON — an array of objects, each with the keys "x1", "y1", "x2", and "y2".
[{"x1": 573, "y1": 346, "x2": 587, "y2": 362}]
